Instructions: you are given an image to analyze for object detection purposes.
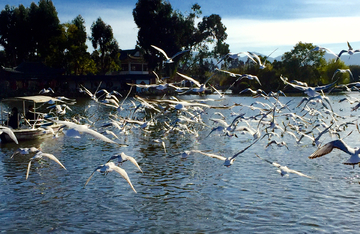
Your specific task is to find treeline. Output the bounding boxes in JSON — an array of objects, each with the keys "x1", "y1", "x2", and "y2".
[
  {"x1": 0, "y1": 0, "x2": 358, "y2": 92},
  {"x1": 0, "y1": 0, "x2": 119, "y2": 75}
]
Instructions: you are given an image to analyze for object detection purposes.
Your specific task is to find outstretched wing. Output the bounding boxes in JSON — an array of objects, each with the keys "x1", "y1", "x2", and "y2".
[
  {"x1": 84, "y1": 166, "x2": 103, "y2": 187},
  {"x1": 151, "y1": 45, "x2": 170, "y2": 60},
  {"x1": 0, "y1": 126, "x2": 18, "y2": 144},
  {"x1": 177, "y1": 72, "x2": 201, "y2": 87},
  {"x1": 285, "y1": 167, "x2": 312, "y2": 179},
  {"x1": 109, "y1": 164, "x2": 137, "y2": 193},
  {"x1": 41, "y1": 153, "x2": 66, "y2": 170},
  {"x1": 171, "y1": 49, "x2": 189, "y2": 60},
  {"x1": 125, "y1": 155, "x2": 143, "y2": 173},
  {"x1": 309, "y1": 139, "x2": 351, "y2": 159},
  {"x1": 192, "y1": 150, "x2": 227, "y2": 161},
  {"x1": 26, "y1": 160, "x2": 32, "y2": 180}
]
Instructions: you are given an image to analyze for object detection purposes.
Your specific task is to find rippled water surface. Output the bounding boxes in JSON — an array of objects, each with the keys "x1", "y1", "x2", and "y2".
[{"x1": 1, "y1": 94, "x2": 360, "y2": 233}]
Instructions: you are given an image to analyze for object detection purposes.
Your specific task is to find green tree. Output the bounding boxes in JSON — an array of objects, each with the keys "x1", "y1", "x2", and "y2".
[
  {"x1": 319, "y1": 59, "x2": 350, "y2": 84},
  {"x1": 0, "y1": 4, "x2": 32, "y2": 66},
  {"x1": 29, "y1": 0, "x2": 62, "y2": 60},
  {"x1": 90, "y1": 17, "x2": 120, "y2": 74},
  {"x1": 133, "y1": 0, "x2": 229, "y2": 80},
  {"x1": 63, "y1": 15, "x2": 95, "y2": 75},
  {"x1": 281, "y1": 42, "x2": 326, "y2": 85}
]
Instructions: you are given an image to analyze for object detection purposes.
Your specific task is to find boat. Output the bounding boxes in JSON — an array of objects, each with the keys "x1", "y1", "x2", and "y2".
[{"x1": 0, "y1": 95, "x2": 65, "y2": 143}]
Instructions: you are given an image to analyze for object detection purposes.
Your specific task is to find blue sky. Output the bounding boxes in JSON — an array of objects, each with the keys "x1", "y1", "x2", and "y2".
[{"x1": 2, "y1": 0, "x2": 360, "y2": 58}]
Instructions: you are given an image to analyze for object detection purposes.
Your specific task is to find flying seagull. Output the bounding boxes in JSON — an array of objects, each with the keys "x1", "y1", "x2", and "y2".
[
  {"x1": 255, "y1": 154, "x2": 312, "y2": 178},
  {"x1": 84, "y1": 162, "x2": 137, "y2": 193},
  {"x1": 309, "y1": 138, "x2": 360, "y2": 168},
  {"x1": 26, "y1": 151, "x2": 66, "y2": 180},
  {"x1": 151, "y1": 45, "x2": 189, "y2": 63}
]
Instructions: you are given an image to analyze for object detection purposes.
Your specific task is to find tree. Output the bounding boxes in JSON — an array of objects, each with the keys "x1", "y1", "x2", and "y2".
[
  {"x1": 133, "y1": 0, "x2": 229, "y2": 80},
  {"x1": 29, "y1": 0, "x2": 62, "y2": 60},
  {"x1": 0, "y1": 4, "x2": 32, "y2": 66},
  {"x1": 90, "y1": 17, "x2": 120, "y2": 74},
  {"x1": 281, "y1": 42, "x2": 326, "y2": 85},
  {"x1": 63, "y1": 15, "x2": 95, "y2": 75},
  {"x1": 0, "y1": 1, "x2": 63, "y2": 66},
  {"x1": 319, "y1": 59, "x2": 350, "y2": 85}
]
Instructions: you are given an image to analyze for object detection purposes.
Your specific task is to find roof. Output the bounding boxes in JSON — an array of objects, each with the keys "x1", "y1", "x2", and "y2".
[
  {"x1": 119, "y1": 49, "x2": 144, "y2": 60},
  {"x1": 2, "y1": 62, "x2": 64, "y2": 75},
  {"x1": 1, "y1": 95, "x2": 63, "y2": 103}
]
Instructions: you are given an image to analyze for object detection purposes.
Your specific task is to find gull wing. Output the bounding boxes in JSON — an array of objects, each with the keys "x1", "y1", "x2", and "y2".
[
  {"x1": 40, "y1": 153, "x2": 66, "y2": 170},
  {"x1": 26, "y1": 160, "x2": 32, "y2": 180},
  {"x1": 238, "y1": 51, "x2": 257, "y2": 64},
  {"x1": 171, "y1": 49, "x2": 190, "y2": 60},
  {"x1": 336, "y1": 50, "x2": 348, "y2": 61},
  {"x1": 247, "y1": 51, "x2": 262, "y2": 65},
  {"x1": 230, "y1": 138, "x2": 260, "y2": 160},
  {"x1": 109, "y1": 163, "x2": 137, "y2": 193},
  {"x1": 0, "y1": 126, "x2": 18, "y2": 144},
  {"x1": 192, "y1": 150, "x2": 227, "y2": 161},
  {"x1": 124, "y1": 154, "x2": 143, "y2": 173},
  {"x1": 151, "y1": 45, "x2": 170, "y2": 60},
  {"x1": 309, "y1": 139, "x2": 351, "y2": 159},
  {"x1": 313, "y1": 79, "x2": 338, "y2": 91},
  {"x1": 55, "y1": 120, "x2": 122, "y2": 145},
  {"x1": 280, "y1": 75, "x2": 308, "y2": 92},
  {"x1": 282, "y1": 166, "x2": 312, "y2": 179},
  {"x1": 255, "y1": 154, "x2": 274, "y2": 165},
  {"x1": 177, "y1": 72, "x2": 201, "y2": 87},
  {"x1": 84, "y1": 165, "x2": 103, "y2": 187}
]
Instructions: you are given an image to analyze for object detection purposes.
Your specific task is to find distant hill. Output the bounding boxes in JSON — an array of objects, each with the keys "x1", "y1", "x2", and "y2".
[
  {"x1": 323, "y1": 52, "x2": 360, "y2": 66},
  {"x1": 270, "y1": 52, "x2": 360, "y2": 66},
  {"x1": 208, "y1": 51, "x2": 360, "y2": 67}
]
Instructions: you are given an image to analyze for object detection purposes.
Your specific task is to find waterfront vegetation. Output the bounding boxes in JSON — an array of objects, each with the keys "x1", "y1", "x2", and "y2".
[{"x1": 0, "y1": 0, "x2": 359, "y2": 93}]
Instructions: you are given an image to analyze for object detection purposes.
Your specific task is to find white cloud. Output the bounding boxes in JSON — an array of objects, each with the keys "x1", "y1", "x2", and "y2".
[{"x1": 223, "y1": 16, "x2": 360, "y2": 57}]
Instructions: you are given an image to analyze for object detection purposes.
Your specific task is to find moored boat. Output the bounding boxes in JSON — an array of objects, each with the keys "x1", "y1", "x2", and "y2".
[{"x1": 0, "y1": 95, "x2": 66, "y2": 143}]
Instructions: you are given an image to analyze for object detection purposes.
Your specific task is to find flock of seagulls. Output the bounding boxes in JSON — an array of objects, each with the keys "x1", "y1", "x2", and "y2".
[{"x1": 4, "y1": 42, "x2": 360, "y2": 193}]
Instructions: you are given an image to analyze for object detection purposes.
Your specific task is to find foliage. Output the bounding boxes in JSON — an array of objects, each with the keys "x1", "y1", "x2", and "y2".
[
  {"x1": 281, "y1": 41, "x2": 326, "y2": 86},
  {"x1": 90, "y1": 17, "x2": 120, "y2": 75},
  {"x1": 133, "y1": 0, "x2": 229, "y2": 81},
  {"x1": 63, "y1": 15, "x2": 96, "y2": 75}
]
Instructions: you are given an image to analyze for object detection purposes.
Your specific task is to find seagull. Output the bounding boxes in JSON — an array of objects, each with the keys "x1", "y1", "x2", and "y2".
[
  {"x1": 11, "y1": 147, "x2": 40, "y2": 158},
  {"x1": 280, "y1": 75, "x2": 337, "y2": 97},
  {"x1": 39, "y1": 87, "x2": 54, "y2": 94},
  {"x1": 195, "y1": 138, "x2": 259, "y2": 167},
  {"x1": 309, "y1": 138, "x2": 360, "y2": 168},
  {"x1": 151, "y1": 45, "x2": 189, "y2": 63},
  {"x1": 255, "y1": 154, "x2": 312, "y2": 178},
  {"x1": 84, "y1": 162, "x2": 137, "y2": 193},
  {"x1": 249, "y1": 48, "x2": 278, "y2": 69},
  {"x1": 312, "y1": 46, "x2": 339, "y2": 58},
  {"x1": 26, "y1": 151, "x2": 67, "y2": 180},
  {"x1": 331, "y1": 68, "x2": 354, "y2": 81},
  {"x1": 107, "y1": 152, "x2": 143, "y2": 173},
  {"x1": 55, "y1": 120, "x2": 127, "y2": 145},
  {"x1": 265, "y1": 140, "x2": 289, "y2": 150},
  {"x1": 336, "y1": 41, "x2": 360, "y2": 62},
  {"x1": 215, "y1": 68, "x2": 261, "y2": 85}
]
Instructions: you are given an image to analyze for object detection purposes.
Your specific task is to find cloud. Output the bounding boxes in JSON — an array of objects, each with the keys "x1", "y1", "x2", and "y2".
[{"x1": 223, "y1": 16, "x2": 360, "y2": 56}]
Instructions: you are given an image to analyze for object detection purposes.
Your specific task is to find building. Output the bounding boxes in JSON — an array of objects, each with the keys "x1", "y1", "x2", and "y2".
[{"x1": 0, "y1": 48, "x2": 155, "y2": 98}]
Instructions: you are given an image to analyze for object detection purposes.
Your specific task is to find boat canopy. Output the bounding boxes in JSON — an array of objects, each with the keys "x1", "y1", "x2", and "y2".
[{"x1": 1, "y1": 95, "x2": 63, "y2": 103}]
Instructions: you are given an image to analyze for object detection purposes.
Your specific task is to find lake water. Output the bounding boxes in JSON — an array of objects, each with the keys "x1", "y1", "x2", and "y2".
[{"x1": 1, "y1": 93, "x2": 360, "y2": 233}]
